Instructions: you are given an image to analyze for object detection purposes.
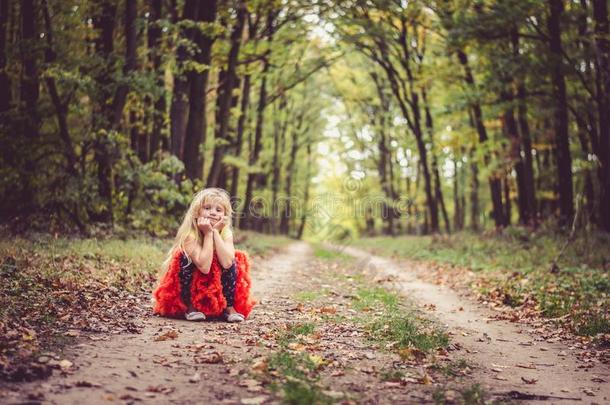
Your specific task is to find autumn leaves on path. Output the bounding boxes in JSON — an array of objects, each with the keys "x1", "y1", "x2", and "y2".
[{"x1": 5, "y1": 242, "x2": 610, "y2": 404}]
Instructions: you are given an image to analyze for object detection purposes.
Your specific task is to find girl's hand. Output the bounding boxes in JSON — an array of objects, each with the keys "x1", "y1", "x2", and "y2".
[
  {"x1": 213, "y1": 215, "x2": 228, "y2": 230},
  {"x1": 197, "y1": 217, "x2": 213, "y2": 235}
]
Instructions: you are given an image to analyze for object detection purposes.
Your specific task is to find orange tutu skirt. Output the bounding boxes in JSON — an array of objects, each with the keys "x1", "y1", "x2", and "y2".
[{"x1": 152, "y1": 249, "x2": 255, "y2": 318}]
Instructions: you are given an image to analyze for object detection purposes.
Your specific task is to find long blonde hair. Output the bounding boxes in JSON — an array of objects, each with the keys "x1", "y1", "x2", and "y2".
[{"x1": 161, "y1": 188, "x2": 233, "y2": 271}]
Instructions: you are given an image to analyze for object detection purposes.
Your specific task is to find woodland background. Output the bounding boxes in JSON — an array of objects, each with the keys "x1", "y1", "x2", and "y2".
[{"x1": 1, "y1": 0, "x2": 609, "y2": 238}]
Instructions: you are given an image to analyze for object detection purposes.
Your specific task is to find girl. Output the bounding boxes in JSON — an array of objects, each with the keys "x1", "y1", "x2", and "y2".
[{"x1": 153, "y1": 188, "x2": 255, "y2": 322}]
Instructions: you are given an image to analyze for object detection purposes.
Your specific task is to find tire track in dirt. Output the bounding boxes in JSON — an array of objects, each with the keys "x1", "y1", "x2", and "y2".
[
  {"x1": 338, "y1": 245, "x2": 610, "y2": 403},
  {"x1": 3, "y1": 242, "x2": 313, "y2": 405}
]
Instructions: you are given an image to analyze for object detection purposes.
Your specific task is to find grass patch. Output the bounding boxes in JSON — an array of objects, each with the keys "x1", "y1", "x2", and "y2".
[
  {"x1": 351, "y1": 229, "x2": 610, "y2": 336},
  {"x1": 236, "y1": 230, "x2": 293, "y2": 257},
  {"x1": 349, "y1": 287, "x2": 449, "y2": 353},
  {"x1": 312, "y1": 244, "x2": 354, "y2": 262},
  {"x1": 294, "y1": 290, "x2": 327, "y2": 303},
  {"x1": 267, "y1": 323, "x2": 334, "y2": 404}
]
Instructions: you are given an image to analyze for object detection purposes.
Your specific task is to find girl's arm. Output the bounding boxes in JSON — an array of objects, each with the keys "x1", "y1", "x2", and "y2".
[
  {"x1": 213, "y1": 226, "x2": 235, "y2": 269},
  {"x1": 183, "y1": 222, "x2": 214, "y2": 274}
]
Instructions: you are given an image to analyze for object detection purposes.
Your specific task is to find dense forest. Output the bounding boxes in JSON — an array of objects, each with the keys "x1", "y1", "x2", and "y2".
[{"x1": 1, "y1": 0, "x2": 609, "y2": 238}]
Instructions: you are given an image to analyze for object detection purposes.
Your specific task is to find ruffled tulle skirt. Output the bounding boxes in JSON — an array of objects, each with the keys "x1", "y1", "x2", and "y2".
[{"x1": 152, "y1": 249, "x2": 255, "y2": 318}]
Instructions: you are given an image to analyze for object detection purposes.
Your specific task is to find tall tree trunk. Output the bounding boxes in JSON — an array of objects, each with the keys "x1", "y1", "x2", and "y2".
[
  {"x1": 296, "y1": 142, "x2": 312, "y2": 239},
  {"x1": 371, "y1": 72, "x2": 396, "y2": 235},
  {"x1": 453, "y1": 155, "x2": 462, "y2": 230},
  {"x1": 111, "y1": 0, "x2": 137, "y2": 129},
  {"x1": 20, "y1": 0, "x2": 40, "y2": 210},
  {"x1": 92, "y1": 0, "x2": 117, "y2": 222},
  {"x1": 470, "y1": 151, "x2": 480, "y2": 231},
  {"x1": 511, "y1": 28, "x2": 537, "y2": 226},
  {"x1": 169, "y1": 0, "x2": 199, "y2": 161},
  {"x1": 41, "y1": 0, "x2": 76, "y2": 175},
  {"x1": 575, "y1": 114, "x2": 596, "y2": 223},
  {"x1": 207, "y1": 0, "x2": 246, "y2": 187},
  {"x1": 230, "y1": 73, "x2": 251, "y2": 199},
  {"x1": 502, "y1": 91, "x2": 528, "y2": 225},
  {"x1": 242, "y1": 11, "x2": 276, "y2": 229},
  {"x1": 457, "y1": 49, "x2": 505, "y2": 227},
  {"x1": 422, "y1": 88, "x2": 450, "y2": 234},
  {"x1": 548, "y1": 0, "x2": 575, "y2": 225},
  {"x1": 280, "y1": 102, "x2": 305, "y2": 235},
  {"x1": 504, "y1": 175, "x2": 512, "y2": 225},
  {"x1": 0, "y1": 0, "x2": 10, "y2": 113},
  {"x1": 148, "y1": 0, "x2": 165, "y2": 160},
  {"x1": 593, "y1": 0, "x2": 610, "y2": 232},
  {"x1": 183, "y1": 0, "x2": 217, "y2": 180}
]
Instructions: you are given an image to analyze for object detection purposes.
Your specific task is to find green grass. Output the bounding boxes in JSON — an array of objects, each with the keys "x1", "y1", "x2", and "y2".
[
  {"x1": 349, "y1": 287, "x2": 449, "y2": 353},
  {"x1": 294, "y1": 290, "x2": 328, "y2": 303},
  {"x1": 351, "y1": 229, "x2": 610, "y2": 336},
  {"x1": 267, "y1": 323, "x2": 334, "y2": 404},
  {"x1": 312, "y1": 244, "x2": 354, "y2": 261},
  {"x1": 236, "y1": 230, "x2": 294, "y2": 257}
]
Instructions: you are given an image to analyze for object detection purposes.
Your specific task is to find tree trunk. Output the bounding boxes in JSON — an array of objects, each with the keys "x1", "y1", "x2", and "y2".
[
  {"x1": 169, "y1": 0, "x2": 199, "y2": 161},
  {"x1": 502, "y1": 91, "x2": 528, "y2": 225},
  {"x1": 183, "y1": 0, "x2": 217, "y2": 180},
  {"x1": 280, "y1": 102, "x2": 305, "y2": 235},
  {"x1": 92, "y1": 0, "x2": 116, "y2": 222},
  {"x1": 457, "y1": 49, "x2": 505, "y2": 227},
  {"x1": 230, "y1": 73, "x2": 251, "y2": 199},
  {"x1": 511, "y1": 28, "x2": 537, "y2": 226},
  {"x1": 19, "y1": 0, "x2": 40, "y2": 210},
  {"x1": 148, "y1": 0, "x2": 165, "y2": 160},
  {"x1": 593, "y1": 0, "x2": 610, "y2": 232},
  {"x1": 0, "y1": 0, "x2": 10, "y2": 113},
  {"x1": 207, "y1": 0, "x2": 246, "y2": 187},
  {"x1": 296, "y1": 142, "x2": 312, "y2": 239},
  {"x1": 111, "y1": 0, "x2": 137, "y2": 129},
  {"x1": 242, "y1": 11, "x2": 276, "y2": 229},
  {"x1": 422, "y1": 88, "x2": 450, "y2": 234},
  {"x1": 41, "y1": 0, "x2": 76, "y2": 174},
  {"x1": 548, "y1": 0, "x2": 575, "y2": 225}
]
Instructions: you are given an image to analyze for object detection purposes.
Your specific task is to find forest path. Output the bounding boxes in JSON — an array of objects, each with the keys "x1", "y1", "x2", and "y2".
[
  {"x1": 4, "y1": 241, "x2": 609, "y2": 404},
  {"x1": 3, "y1": 243, "x2": 313, "y2": 404},
  {"x1": 336, "y1": 244, "x2": 610, "y2": 403}
]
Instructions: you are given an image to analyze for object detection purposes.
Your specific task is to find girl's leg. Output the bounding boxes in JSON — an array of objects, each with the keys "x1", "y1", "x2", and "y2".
[
  {"x1": 178, "y1": 254, "x2": 196, "y2": 312},
  {"x1": 220, "y1": 261, "x2": 238, "y2": 313}
]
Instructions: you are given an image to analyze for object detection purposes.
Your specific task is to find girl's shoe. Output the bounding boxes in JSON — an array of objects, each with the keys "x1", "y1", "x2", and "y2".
[
  {"x1": 185, "y1": 311, "x2": 206, "y2": 321},
  {"x1": 225, "y1": 312, "x2": 245, "y2": 323}
]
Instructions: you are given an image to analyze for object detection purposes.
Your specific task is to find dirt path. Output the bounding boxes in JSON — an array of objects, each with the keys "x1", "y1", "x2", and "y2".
[
  {"x1": 4, "y1": 241, "x2": 608, "y2": 404},
  {"x1": 337, "y1": 244, "x2": 610, "y2": 403},
  {"x1": 2, "y1": 243, "x2": 312, "y2": 405}
]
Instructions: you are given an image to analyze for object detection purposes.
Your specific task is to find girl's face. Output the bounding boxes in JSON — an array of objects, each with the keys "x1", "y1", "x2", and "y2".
[{"x1": 198, "y1": 199, "x2": 226, "y2": 226}]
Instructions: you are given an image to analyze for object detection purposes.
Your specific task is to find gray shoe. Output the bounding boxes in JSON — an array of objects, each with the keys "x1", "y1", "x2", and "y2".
[
  {"x1": 226, "y1": 312, "x2": 245, "y2": 323},
  {"x1": 185, "y1": 311, "x2": 206, "y2": 321}
]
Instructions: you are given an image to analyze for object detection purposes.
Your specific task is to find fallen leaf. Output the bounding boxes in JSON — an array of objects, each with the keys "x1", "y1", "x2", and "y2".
[
  {"x1": 521, "y1": 376, "x2": 537, "y2": 384},
  {"x1": 154, "y1": 330, "x2": 179, "y2": 342},
  {"x1": 251, "y1": 358, "x2": 268, "y2": 373},
  {"x1": 398, "y1": 348, "x2": 426, "y2": 362},
  {"x1": 197, "y1": 352, "x2": 223, "y2": 364},
  {"x1": 189, "y1": 373, "x2": 200, "y2": 383}
]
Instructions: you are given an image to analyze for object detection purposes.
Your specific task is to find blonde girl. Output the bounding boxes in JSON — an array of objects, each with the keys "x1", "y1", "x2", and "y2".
[{"x1": 153, "y1": 188, "x2": 254, "y2": 322}]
